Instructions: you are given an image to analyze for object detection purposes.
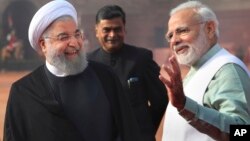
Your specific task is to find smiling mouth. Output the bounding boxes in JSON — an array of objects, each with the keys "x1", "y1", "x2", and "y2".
[
  {"x1": 175, "y1": 46, "x2": 189, "y2": 55},
  {"x1": 65, "y1": 50, "x2": 79, "y2": 57},
  {"x1": 107, "y1": 39, "x2": 117, "y2": 43}
]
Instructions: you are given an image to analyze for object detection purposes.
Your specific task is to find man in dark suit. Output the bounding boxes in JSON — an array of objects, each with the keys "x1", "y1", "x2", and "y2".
[{"x1": 88, "y1": 5, "x2": 168, "y2": 141}]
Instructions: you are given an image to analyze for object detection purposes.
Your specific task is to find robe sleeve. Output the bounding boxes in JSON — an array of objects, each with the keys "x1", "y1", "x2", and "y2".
[{"x1": 3, "y1": 67, "x2": 82, "y2": 141}]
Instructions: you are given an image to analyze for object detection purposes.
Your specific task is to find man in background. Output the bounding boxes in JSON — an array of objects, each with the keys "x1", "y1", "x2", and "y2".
[{"x1": 88, "y1": 5, "x2": 168, "y2": 141}]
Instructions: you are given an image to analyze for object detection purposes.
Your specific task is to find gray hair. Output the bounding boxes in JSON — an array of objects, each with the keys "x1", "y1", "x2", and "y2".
[{"x1": 170, "y1": 1, "x2": 219, "y2": 37}]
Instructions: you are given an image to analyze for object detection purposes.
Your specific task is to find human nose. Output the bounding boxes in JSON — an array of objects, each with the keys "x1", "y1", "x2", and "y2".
[
  {"x1": 166, "y1": 32, "x2": 181, "y2": 43},
  {"x1": 172, "y1": 33, "x2": 182, "y2": 44},
  {"x1": 108, "y1": 30, "x2": 116, "y2": 37},
  {"x1": 68, "y1": 35, "x2": 82, "y2": 46},
  {"x1": 68, "y1": 36, "x2": 78, "y2": 46}
]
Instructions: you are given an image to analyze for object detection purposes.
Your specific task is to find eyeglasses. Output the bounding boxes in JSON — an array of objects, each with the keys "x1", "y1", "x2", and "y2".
[
  {"x1": 165, "y1": 22, "x2": 205, "y2": 43},
  {"x1": 44, "y1": 30, "x2": 84, "y2": 42}
]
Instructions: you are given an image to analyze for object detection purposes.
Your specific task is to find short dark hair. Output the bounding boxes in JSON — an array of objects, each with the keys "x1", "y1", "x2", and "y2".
[{"x1": 96, "y1": 5, "x2": 126, "y2": 24}]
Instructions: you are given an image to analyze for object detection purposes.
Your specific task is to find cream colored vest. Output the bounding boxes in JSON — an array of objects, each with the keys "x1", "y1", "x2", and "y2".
[{"x1": 162, "y1": 48, "x2": 250, "y2": 141}]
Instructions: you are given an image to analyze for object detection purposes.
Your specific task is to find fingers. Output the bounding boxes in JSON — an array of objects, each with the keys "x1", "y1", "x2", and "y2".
[
  {"x1": 159, "y1": 55, "x2": 183, "y2": 88},
  {"x1": 163, "y1": 64, "x2": 174, "y2": 77},
  {"x1": 159, "y1": 74, "x2": 171, "y2": 87},
  {"x1": 169, "y1": 56, "x2": 179, "y2": 72},
  {"x1": 159, "y1": 55, "x2": 186, "y2": 109},
  {"x1": 169, "y1": 56, "x2": 181, "y2": 79},
  {"x1": 159, "y1": 64, "x2": 173, "y2": 88}
]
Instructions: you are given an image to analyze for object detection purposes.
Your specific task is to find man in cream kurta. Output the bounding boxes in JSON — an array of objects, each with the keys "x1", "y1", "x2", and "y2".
[
  {"x1": 162, "y1": 45, "x2": 250, "y2": 141},
  {"x1": 159, "y1": 1, "x2": 250, "y2": 141}
]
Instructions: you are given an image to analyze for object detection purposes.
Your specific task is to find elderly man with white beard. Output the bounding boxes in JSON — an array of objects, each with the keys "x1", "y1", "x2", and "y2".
[
  {"x1": 3, "y1": 1, "x2": 143, "y2": 141},
  {"x1": 159, "y1": 1, "x2": 250, "y2": 141}
]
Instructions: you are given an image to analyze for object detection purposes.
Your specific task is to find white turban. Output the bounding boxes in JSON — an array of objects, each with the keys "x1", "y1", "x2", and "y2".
[{"x1": 28, "y1": 0, "x2": 77, "y2": 51}]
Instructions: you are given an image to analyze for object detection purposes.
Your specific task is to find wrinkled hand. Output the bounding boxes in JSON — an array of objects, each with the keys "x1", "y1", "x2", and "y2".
[{"x1": 159, "y1": 55, "x2": 186, "y2": 110}]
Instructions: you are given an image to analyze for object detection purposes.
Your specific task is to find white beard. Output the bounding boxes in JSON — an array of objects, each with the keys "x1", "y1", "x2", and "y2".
[
  {"x1": 46, "y1": 40, "x2": 88, "y2": 76},
  {"x1": 174, "y1": 27, "x2": 210, "y2": 66}
]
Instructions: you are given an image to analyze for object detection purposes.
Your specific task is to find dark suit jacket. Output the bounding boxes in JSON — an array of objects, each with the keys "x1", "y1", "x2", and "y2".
[
  {"x1": 88, "y1": 44, "x2": 168, "y2": 141},
  {"x1": 4, "y1": 61, "x2": 143, "y2": 141}
]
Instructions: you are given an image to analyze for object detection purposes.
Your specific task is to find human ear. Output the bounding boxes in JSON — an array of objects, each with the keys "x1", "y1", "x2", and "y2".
[
  {"x1": 39, "y1": 38, "x2": 47, "y2": 54},
  {"x1": 205, "y1": 21, "x2": 216, "y2": 39}
]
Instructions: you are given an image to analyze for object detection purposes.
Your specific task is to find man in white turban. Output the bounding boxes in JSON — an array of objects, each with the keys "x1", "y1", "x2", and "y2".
[{"x1": 3, "y1": 1, "x2": 143, "y2": 141}]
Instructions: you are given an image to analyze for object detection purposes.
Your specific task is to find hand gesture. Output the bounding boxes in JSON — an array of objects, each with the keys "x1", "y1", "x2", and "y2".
[{"x1": 159, "y1": 55, "x2": 186, "y2": 110}]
